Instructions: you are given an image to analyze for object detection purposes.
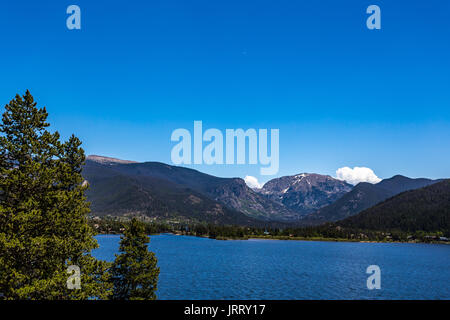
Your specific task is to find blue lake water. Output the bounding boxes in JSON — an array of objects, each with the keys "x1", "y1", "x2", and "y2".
[{"x1": 93, "y1": 234, "x2": 450, "y2": 300}]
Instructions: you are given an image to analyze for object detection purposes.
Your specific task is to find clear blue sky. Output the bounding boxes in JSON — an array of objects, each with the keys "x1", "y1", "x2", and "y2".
[{"x1": 1, "y1": 0, "x2": 449, "y2": 184}]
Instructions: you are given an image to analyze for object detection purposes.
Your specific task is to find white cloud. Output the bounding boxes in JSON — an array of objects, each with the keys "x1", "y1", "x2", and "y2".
[
  {"x1": 244, "y1": 175, "x2": 262, "y2": 189},
  {"x1": 336, "y1": 167, "x2": 381, "y2": 185}
]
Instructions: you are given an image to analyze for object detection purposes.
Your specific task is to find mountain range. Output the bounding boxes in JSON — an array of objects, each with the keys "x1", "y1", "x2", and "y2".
[
  {"x1": 302, "y1": 175, "x2": 442, "y2": 225},
  {"x1": 83, "y1": 155, "x2": 445, "y2": 227},
  {"x1": 83, "y1": 158, "x2": 260, "y2": 225},
  {"x1": 83, "y1": 156, "x2": 302, "y2": 224}
]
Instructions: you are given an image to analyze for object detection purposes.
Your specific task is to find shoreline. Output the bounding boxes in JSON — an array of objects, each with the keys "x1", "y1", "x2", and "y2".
[
  {"x1": 246, "y1": 236, "x2": 449, "y2": 245},
  {"x1": 95, "y1": 232, "x2": 449, "y2": 245}
]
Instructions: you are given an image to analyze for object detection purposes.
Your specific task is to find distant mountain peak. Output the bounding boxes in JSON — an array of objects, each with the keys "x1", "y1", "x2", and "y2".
[
  {"x1": 87, "y1": 155, "x2": 139, "y2": 165},
  {"x1": 303, "y1": 175, "x2": 442, "y2": 224},
  {"x1": 391, "y1": 174, "x2": 408, "y2": 178},
  {"x1": 259, "y1": 173, "x2": 353, "y2": 216},
  {"x1": 384, "y1": 174, "x2": 409, "y2": 181}
]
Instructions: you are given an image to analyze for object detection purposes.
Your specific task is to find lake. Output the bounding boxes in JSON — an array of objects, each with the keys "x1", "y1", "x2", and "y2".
[{"x1": 93, "y1": 234, "x2": 450, "y2": 300}]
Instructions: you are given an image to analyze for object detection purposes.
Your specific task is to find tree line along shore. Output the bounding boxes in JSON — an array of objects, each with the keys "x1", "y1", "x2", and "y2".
[{"x1": 89, "y1": 217, "x2": 450, "y2": 244}]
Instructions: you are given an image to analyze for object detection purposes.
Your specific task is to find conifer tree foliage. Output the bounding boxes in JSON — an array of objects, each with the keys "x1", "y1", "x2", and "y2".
[
  {"x1": 0, "y1": 91, "x2": 112, "y2": 299},
  {"x1": 111, "y1": 218, "x2": 159, "y2": 300}
]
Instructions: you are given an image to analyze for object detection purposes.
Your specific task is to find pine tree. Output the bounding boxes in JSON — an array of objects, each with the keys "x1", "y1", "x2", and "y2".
[
  {"x1": 112, "y1": 218, "x2": 159, "y2": 300},
  {"x1": 0, "y1": 90, "x2": 112, "y2": 299}
]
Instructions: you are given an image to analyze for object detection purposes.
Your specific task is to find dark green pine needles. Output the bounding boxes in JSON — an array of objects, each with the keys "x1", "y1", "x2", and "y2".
[
  {"x1": 0, "y1": 90, "x2": 112, "y2": 299},
  {"x1": 0, "y1": 91, "x2": 160, "y2": 300},
  {"x1": 112, "y1": 218, "x2": 160, "y2": 300}
]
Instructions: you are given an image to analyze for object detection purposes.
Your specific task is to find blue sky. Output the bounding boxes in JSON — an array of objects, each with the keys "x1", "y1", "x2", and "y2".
[{"x1": 1, "y1": 0, "x2": 449, "y2": 184}]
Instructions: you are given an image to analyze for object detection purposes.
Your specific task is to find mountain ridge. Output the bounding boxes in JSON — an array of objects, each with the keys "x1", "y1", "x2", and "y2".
[
  {"x1": 87, "y1": 155, "x2": 139, "y2": 165},
  {"x1": 83, "y1": 159, "x2": 263, "y2": 225},
  {"x1": 336, "y1": 179, "x2": 450, "y2": 233},
  {"x1": 302, "y1": 175, "x2": 443, "y2": 224},
  {"x1": 83, "y1": 155, "x2": 446, "y2": 227},
  {"x1": 83, "y1": 157, "x2": 300, "y2": 222}
]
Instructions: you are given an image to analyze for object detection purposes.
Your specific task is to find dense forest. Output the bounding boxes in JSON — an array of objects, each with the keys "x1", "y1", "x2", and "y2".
[
  {"x1": 337, "y1": 179, "x2": 450, "y2": 234},
  {"x1": 90, "y1": 216, "x2": 449, "y2": 243}
]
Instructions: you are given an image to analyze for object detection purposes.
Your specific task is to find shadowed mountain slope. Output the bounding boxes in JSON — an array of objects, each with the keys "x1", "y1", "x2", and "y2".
[
  {"x1": 83, "y1": 157, "x2": 298, "y2": 223},
  {"x1": 302, "y1": 175, "x2": 442, "y2": 224},
  {"x1": 337, "y1": 179, "x2": 450, "y2": 233},
  {"x1": 83, "y1": 160, "x2": 262, "y2": 225}
]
